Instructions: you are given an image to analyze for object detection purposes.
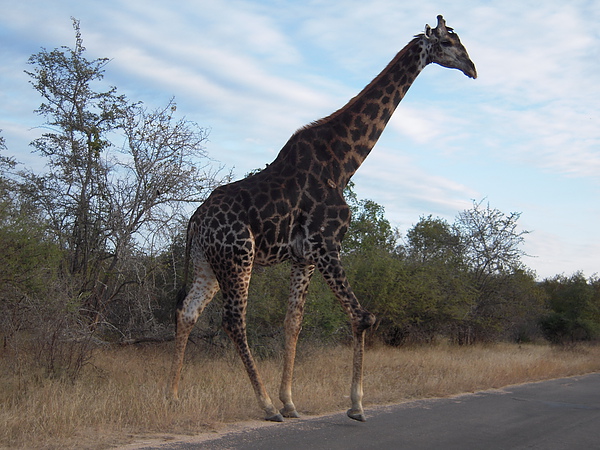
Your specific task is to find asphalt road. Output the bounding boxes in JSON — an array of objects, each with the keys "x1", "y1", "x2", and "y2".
[{"x1": 133, "y1": 373, "x2": 600, "y2": 449}]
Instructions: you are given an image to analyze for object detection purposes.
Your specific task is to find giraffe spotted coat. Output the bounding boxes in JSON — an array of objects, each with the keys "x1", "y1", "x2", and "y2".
[{"x1": 170, "y1": 15, "x2": 476, "y2": 423}]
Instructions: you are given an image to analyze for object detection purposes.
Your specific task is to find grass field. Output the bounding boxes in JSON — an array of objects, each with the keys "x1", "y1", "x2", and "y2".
[{"x1": 1, "y1": 342, "x2": 599, "y2": 449}]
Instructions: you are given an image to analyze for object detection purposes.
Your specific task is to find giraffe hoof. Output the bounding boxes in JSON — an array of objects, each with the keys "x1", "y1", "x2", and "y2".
[
  {"x1": 265, "y1": 412, "x2": 284, "y2": 422},
  {"x1": 347, "y1": 409, "x2": 366, "y2": 422},
  {"x1": 280, "y1": 407, "x2": 300, "y2": 418}
]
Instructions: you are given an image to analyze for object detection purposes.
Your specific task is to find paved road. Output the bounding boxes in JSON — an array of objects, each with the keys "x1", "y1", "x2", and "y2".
[{"x1": 134, "y1": 373, "x2": 600, "y2": 449}]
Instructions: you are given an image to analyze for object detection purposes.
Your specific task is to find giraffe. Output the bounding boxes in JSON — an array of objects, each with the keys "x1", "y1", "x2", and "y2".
[{"x1": 170, "y1": 15, "x2": 476, "y2": 423}]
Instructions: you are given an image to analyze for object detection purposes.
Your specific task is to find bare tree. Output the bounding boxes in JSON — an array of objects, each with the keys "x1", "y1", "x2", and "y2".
[
  {"x1": 453, "y1": 199, "x2": 532, "y2": 342},
  {"x1": 24, "y1": 19, "x2": 226, "y2": 328},
  {"x1": 455, "y1": 199, "x2": 530, "y2": 279}
]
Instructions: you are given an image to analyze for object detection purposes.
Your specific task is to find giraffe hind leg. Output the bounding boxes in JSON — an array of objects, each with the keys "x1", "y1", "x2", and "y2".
[{"x1": 169, "y1": 258, "x2": 219, "y2": 400}]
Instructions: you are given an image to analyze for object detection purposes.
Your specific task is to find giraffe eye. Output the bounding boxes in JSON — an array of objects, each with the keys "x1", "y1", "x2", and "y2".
[{"x1": 440, "y1": 40, "x2": 452, "y2": 47}]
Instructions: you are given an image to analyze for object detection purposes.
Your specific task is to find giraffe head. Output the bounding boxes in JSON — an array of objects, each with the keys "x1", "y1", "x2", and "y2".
[{"x1": 423, "y1": 15, "x2": 477, "y2": 79}]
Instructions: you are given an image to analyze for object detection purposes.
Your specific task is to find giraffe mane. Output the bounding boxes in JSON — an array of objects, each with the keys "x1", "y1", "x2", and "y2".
[{"x1": 294, "y1": 36, "x2": 422, "y2": 135}]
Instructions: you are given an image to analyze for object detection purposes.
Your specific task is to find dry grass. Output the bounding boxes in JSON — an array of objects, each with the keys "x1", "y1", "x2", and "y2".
[{"x1": 1, "y1": 342, "x2": 599, "y2": 449}]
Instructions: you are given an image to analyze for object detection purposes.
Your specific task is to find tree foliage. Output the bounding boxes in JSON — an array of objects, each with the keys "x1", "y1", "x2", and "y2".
[
  {"x1": 21, "y1": 19, "x2": 225, "y2": 327},
  {"x1": 345, "y1": 200, "x2": 542, "y2": 345},
  {"x1": 540, "y1": 273, "x2": 600, "y2": 344},
  {"x1": 406, "y1": 215, "x2": 462, "y2": 265},
  {"x1": 343, "y1": 182, "x2": 400, "y2": 254}
]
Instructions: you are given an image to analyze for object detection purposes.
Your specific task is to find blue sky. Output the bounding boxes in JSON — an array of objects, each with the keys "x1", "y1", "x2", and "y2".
[{"x1": 1, "y1": 0, "x2": 598, "y2": 279}]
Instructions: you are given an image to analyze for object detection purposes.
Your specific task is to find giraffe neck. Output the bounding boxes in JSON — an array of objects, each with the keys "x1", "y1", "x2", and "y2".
[{"x1": 280, "y1": 36, "x2": 429, "y2": 190}]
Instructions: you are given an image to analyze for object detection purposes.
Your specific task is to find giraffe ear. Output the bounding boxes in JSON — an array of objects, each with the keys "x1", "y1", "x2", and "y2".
[{"x1": 425, "y1": 24, "x2": 433, "y2": 39}]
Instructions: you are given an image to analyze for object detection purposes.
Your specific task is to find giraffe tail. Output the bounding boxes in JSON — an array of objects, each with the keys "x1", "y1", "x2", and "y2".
[
  {"x1": 175, "y1": 285, "x2": 188, "y2": 312},
  {"x1": 175, "y1": 221, "x2": 193, "y2": 326}
]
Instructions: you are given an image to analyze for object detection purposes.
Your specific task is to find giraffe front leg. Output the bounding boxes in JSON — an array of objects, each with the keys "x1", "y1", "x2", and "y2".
[
  {"x1": 279, "y1": 263, "x2": 315, "y2": 418},
  {"x1": 318, "y1": 254, "x2": 375, "y2": 422},
  {"x1": 347, "y1": 305, "x2": 375, "y2": 422},
  {"x1": 347, "y1": 329, "x2": 367, "y2": 421}
]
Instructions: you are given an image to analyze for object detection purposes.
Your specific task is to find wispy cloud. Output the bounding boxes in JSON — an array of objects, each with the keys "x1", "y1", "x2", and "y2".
[
  {"x1": 354, "y1": 147, "x2": 479, "y2": 222},
  {"x1": 0, "y1": 0, "x2": 598, "y2": 278},
  {"x1": 463, "y1": 2, "x2": 600, "y2": 180}
]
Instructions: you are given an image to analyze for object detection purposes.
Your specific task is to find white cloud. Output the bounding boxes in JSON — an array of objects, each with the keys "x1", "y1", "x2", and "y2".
[
  {"x1": 354, "y1": 147, "x2": 479, "y2": 223},
  {"x1": 460, "y1": 2, "x2": 600, "y2": 180},
  {"x1": 0, "y1": 0, "x2": 598, "y2": 278},
  {"x1": 387, "y1": 104, "x2": 473, "y2": 150},
  {"x1": 523, "y1": 228, "x2": 600, "y2": 279}
]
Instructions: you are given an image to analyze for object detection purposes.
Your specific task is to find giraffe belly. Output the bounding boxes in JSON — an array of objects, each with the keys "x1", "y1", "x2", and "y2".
[
  {"x1": 253, "y1": 223, "x2": 296, "y2": 266},
  {"x1": 253, "y1": 244, "x2": 290, "y2": 267}
]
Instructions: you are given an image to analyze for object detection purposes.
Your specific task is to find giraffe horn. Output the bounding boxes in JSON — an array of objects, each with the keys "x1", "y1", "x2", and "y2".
[
  {"x1": 435, "y1": 15, "x2": 454, "y2": 34},
  {"x1": 436, "y1": 15, "x2": 446, "y2": 29}
]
